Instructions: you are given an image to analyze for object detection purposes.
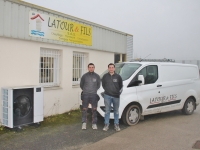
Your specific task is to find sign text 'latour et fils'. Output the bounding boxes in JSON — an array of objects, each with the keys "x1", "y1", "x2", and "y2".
[
  {"x1": 29, "y1": 11, "x2": 92, "y2": 46},
  {"x1": 48, "y1": 17, "x2": 91, "y2": 36}
]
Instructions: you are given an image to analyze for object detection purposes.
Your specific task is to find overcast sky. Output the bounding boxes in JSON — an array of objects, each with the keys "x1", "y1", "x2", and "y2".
[{"x1": 23, "y1": 0, "x2": 200, "y2": 60}]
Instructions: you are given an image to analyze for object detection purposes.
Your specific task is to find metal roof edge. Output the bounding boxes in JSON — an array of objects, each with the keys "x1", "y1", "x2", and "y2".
[{"x1": 6, "y1": 0, "x2": 133, "y2": 36}]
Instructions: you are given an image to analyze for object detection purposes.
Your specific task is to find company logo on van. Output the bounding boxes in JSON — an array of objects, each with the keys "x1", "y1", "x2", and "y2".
[
  {"x1": 147, "y1": 94, "x2": 180, "y2": 109},
  {"x1": 150, "y1": 94, "x2": 177, "y2": 104}
]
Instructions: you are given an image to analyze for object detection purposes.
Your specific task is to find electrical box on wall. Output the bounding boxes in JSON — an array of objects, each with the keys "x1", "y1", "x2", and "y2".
[{"x1": 2, "y1": 86, "x2": 44, "y2": 128}]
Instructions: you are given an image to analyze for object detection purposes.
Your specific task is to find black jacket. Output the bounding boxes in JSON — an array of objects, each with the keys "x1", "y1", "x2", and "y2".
[
  {"x1": 102, "y1": 72, "x2": 123, "y2": 98},
  {"x1": 80, "y1": 72, "x2": 100, "y2": 94}
]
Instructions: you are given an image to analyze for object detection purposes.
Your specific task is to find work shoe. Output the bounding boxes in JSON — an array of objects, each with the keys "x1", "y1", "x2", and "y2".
[
  {"x1": 103, "y1": 124, "x2": 109, "y2": 131},
  {"x1": 114, "y1": 124, "x2": 121, "y2": 132},
  {"x1": 82, "y1": 123, "x2": 86, "y2": 130},
  {"x1": 92, "y1": 124, "x2": 98, "y2": 130}
]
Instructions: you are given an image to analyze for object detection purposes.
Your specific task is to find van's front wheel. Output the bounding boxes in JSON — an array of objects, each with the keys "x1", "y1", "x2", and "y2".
[
  {"x1": 182, "y1": 98, "x2": 195, "y2": 115},
  {"x1": 122, "y1": 105, "x2": 141, "y2": 126}
]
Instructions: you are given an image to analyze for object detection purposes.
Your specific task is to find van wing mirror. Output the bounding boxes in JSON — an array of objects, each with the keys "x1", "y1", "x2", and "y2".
[
  {"x1": 138, "y1": 75, "x2": 144, "y2": 85},
  {"x1": 127, "y1": 74, "x2": 145, "y2": 87},
  {"x1": 127, "y1": 80, "x2": 142, "y2": 87}
]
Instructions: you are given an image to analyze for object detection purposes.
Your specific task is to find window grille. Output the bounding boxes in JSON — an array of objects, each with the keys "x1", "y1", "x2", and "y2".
[
  {"x1": 40, "y1": 49, "x2": 60, "y2": 87},
  {"x1": 73, "y1": 52, "x2": 86, "y2": 85}
]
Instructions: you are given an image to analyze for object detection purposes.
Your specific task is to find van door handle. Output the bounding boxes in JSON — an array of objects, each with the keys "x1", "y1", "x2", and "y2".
[{"x1": 157, "y1": 85, "x2": 162, "y2": 87}]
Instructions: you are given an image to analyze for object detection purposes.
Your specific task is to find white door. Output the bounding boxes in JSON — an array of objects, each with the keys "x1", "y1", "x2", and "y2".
[{"x1": 131, "y1": 65, "x2": 164, "y2": 115}]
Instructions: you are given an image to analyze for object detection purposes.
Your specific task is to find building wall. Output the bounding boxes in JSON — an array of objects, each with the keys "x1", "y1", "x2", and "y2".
[
  {"x1": 0, "y1": 0, "x2": 133, "y2": 124},
  {"x1": 0, "y1": 36, "x2": 113, "y2": 122},
  {"x1": 0, "y1": 0, "x2": 130, "y2": 55}
]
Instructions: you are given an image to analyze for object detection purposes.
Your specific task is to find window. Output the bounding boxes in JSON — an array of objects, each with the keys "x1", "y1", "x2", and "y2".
[
  {"x1": 145, "y1": 66, "x2": 158, "y2": 84},
  {"x1": 73, "y1": 52, "x2": 87, "y2": 85},
  {"x1": 40, "y1": 48, "x2": 60, "y2": 87},
  {"x1": 114, "y1": 54, "x2": 126, "y2": 63},
  {"x1": 130, "y1": 65, "x2": 158, "y2": 86},
  {"x1": 100, "y1": 63, "x2": 141, "y2": 81}
]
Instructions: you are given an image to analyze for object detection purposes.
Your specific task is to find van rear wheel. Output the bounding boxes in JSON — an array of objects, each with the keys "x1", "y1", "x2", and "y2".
[
  {"x1": 182, "y1": 98, "x2": 195, "y2": 115},
  {"x1": 122, "y1": 105, "x2": 141, "y2": 126}
]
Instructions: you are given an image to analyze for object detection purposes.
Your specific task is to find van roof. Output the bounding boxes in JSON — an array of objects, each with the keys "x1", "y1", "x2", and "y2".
[
  {"x1": 116, "y1": 61, "x2": 198, "y2": 67},
  {"x1": 130, "y1": 58, "x2": 175, "y2": 62}
]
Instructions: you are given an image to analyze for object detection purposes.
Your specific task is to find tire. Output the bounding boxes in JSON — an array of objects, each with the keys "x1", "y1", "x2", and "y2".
[
  {"x1": 122, "y1": 105, "x2": 141, "y2": 126},
  {"x1": 182, "y1": 98, "x2": 195, "y2": 115}
]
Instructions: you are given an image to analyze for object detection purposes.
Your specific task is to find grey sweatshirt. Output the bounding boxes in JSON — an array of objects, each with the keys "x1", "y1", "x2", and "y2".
[
  {"x1": 102, "y1": 72, "x2": 123, "y2": 98},
  {"x1": 80, "y1": 72, "x2": 100, "y2": 94}
]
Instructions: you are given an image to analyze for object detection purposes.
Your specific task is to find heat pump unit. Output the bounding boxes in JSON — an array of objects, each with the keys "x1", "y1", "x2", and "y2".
[{"x1": 2, "y1": 86, "x2": 43, "y2": 128}]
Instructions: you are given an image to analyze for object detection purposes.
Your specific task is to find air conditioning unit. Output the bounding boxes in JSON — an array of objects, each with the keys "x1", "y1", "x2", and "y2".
[{"x1": 1, "y1": 86, "x2": 43, "y2": 128}]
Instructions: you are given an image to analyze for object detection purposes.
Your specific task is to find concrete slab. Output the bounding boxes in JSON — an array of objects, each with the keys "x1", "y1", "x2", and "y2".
[{"x1": 81, "y1": 106, "x2": 200, "y2": 150}]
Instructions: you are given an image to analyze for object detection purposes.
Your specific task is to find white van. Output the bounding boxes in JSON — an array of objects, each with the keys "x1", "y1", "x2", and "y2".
[{"x1": 96, "y1": 60, "x2": 200, "y2": 125}]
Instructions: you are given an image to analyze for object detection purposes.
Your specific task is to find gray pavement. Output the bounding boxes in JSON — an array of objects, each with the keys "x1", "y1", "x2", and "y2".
[
  {"x1": 0, "y1": 114, "x2": 127, "y2": 150},
  {"x1": 81, "y1": 106, "x2": 200, "y2": 150},
  {"x1": 1, "y1": 106, "x2": 200, "y2": 150}
]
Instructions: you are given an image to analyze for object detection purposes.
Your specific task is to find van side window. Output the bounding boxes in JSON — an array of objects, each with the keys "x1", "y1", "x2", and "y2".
[
  {"x1": 145, "y1": 66, "x2": 158, "y2": 84},
  {"x1": 129, "y1": 65, "x2": 158, "y2": 86}
]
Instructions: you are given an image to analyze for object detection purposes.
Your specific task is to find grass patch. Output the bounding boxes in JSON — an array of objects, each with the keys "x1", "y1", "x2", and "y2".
[
  {"x1": 0, "y1": 109, "x2": 82, "y2": 134},
  {"x1": 41, "y1": 109, "x2": 81, "y2": 127}
]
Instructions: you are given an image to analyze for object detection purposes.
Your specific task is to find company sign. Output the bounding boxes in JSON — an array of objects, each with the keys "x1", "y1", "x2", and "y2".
[{"x1": 29, "y1": 11, "x2": 92, "y2": 46}]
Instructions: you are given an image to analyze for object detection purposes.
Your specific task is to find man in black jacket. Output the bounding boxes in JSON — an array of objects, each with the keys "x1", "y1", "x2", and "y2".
[
  {"x1": 102, "y1": 63, "x2": 123, "y2": 131},
  {"x1": 80, "y1": 63, "x2": 100, "y2": 130}
]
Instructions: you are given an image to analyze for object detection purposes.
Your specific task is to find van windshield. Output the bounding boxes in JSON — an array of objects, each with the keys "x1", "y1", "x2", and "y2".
[{"x1": 100, "y1": 63, "x2": 141, "y2": 81}]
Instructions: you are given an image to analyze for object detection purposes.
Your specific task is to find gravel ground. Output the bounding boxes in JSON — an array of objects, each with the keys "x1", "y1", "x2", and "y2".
[{"x1": 0, "y1": 114, "x2": 127, "y2": 150}]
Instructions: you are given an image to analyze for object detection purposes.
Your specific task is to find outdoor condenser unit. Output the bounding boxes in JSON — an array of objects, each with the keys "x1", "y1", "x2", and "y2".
[{"x1": 1, "y1": 86, "x2": 43, "y2": 128}]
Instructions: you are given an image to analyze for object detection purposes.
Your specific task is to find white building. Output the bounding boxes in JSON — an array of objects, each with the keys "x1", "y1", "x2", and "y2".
[{"x1": 0, "y1": 0, "x2": 133, "y2": 122}]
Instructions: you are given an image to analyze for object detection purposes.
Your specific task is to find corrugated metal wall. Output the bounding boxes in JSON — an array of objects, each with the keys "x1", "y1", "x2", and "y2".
[
  {"x1": 0, "y1": 0, "x2": 133, "y2": 55},
  {"x1": 126, "y1": 35, "x2": 133, "y2": 61}
]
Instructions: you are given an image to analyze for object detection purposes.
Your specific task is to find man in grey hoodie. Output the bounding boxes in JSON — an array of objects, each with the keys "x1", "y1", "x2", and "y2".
[
  {"x1": 102, "y1": 63, "x2": 123, "y2": 131},
  {"x1": 80, "y1": 63, "x2": 100, "y2": 130}
]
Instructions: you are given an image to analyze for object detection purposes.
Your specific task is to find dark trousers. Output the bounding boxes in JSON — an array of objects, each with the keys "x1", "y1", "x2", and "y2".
[{"x1": 82, "y1": 94, "x2": 98, "y2": 124}]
